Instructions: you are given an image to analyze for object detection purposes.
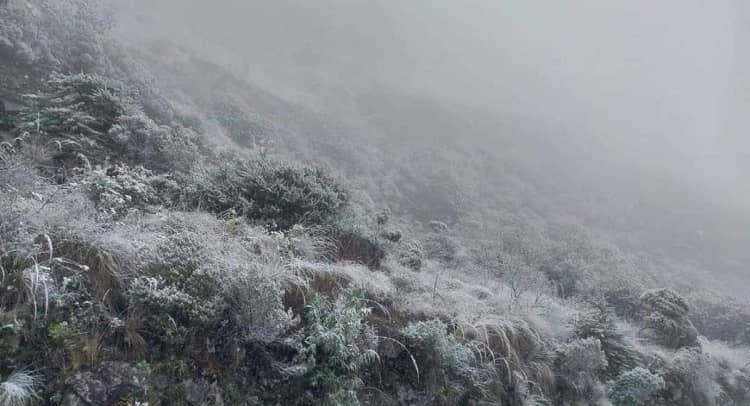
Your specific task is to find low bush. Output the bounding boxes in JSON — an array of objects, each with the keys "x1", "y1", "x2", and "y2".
[
  {"x1": 421, "y1": 232, "x2": 461, "y2": 263},
  {"x1": 398, "y1": 240, "x2": 424, "y2": 271},
  {"x1": 320, "y1": 225, "x2": 385, "y2": 269},
  {"x1": 297, "y1": 288, "x2": 378, "y2": 405},
  {"x1": 608, "y1": 367, "x2": 664, "y2": 406},
  {"x1": 196, "y1": 159, "x2": 350, "y2": 230}
]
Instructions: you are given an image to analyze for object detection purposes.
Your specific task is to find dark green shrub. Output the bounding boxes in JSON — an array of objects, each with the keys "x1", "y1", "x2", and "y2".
[
  {"x1": 196, "y1": 159, "x2": 350, "y2": 230},
  {"x1": 19, "y1": 73, "x2": 137, "y2": 147},
  {"x1": 639, "y1": 288, "x2": 699, "y2": 349},
  {"x1": 573, "y1": 304, "x2": 640, "y2": 379},
  {"x1": 325, "y1": 227, "x2": 385, "y2": 269}
]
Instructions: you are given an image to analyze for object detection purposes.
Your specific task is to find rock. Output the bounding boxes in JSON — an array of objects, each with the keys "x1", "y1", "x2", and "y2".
[
  {"x1": 62, "y1": 362, "x2": 142, "y2": 406},
  {"x1": 185, "y1": 379, "x2": 224, "y2": 406}
]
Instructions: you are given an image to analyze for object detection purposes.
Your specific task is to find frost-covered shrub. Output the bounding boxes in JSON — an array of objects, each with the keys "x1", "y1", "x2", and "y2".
[
  {"x1": 380, "y1": 228, "x2": 402, "y2": 243},
  {"x1": 561, "y1": 337, "x2": 608, "y2": 375},
  {"x1": 107, "y1": 114, "x2": 201, "y2": 172},
  {"x1": 398, "y1": 240, "x2": 424, "y2": 271},
  {"x1": 84, "y1": 164, "x2": 180, "y2": 217},
  {"x1": 297, "y1": 288, "x2": 378, "y2": 404},
  {"x1": 557, "y1": 338, "x2": 608, "y2": 402},
  {"x1": 639, "y1": 288, "x2": 699, "y2": 349},
  {"x1": 197, "y1": 159, "x2": 350, "y2": 230},
  {"x1": 126, "y1": 276, "x2": 199, "y2": 322},
  {"x1": 146, "y1": 231, "x2": 218, "y2": 298},
  {"x1": 608, "y1": 367, "x2": 664, "y2": 406},
  {"x1": 226, "y1": 276, "x2": 295, "y2": 342},
  {"x1": 19, "y1": 74, "x2": 136, "y2": 146},
  {"x1": 666, "y1": 348, "x2": 724, "y2": 405},
  {"x1": 421, "y1": 232, "x2": 461, "y2": 263},
  {"x1": 573, "y1": 305, "x2": 639, "y2": 379},
  {"x1": 402, "y1": 319, "x2": 492, "y2": 396}
]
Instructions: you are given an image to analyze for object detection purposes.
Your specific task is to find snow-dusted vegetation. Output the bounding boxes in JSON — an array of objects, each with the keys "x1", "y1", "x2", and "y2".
[{"x1": 1, "y1": 1, "x2": 749, "y2": 405}]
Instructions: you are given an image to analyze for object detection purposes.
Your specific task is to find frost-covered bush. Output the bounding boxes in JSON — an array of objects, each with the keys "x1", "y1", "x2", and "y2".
[
  {"x1": 421, "y1": 232, "x2": 461, "y2": 263},
  {"x1": 126, "y1": 276, "x2": 199, "y2": 322},
  {"x1": 666, "y1": 348, "x2": 724, "y2": 405},
  {"x1": 197, "y1": 159, "x2": 350, "y2": 230},
  {"x1": 146, "y1": 231, "x2": 217, "y2": 297},
  {"x1": 608, "y1": 367, "x2": 664, "y2": 406},
  {"x1": 561, "y1": 337, "x2": 608, "y2": 375},
  {"x1": 398, "y1": 240, "x2": 424, "y2": 271},
  {"x1": 402, "y1": 319, "x2": 492, "y2": 396},
  {"x1": 226, "y1": 276, "x2": 295, "y2": 342},
  {"x1": 557, "y1": 338, "x2": 608, "y2": 402},
  {"x1": 107, "y1": 114, "x2": 202, "y2": 172},
  {"x1": 573, "y1": 305, "x2": 639, "y2": 379},
  {"x1": 84, "y1": 164, "x2": 180, "y2": 217},
  {"x1": 19, "y1": 74, "x2": 136, "y2": 145},
  {"x1": 639, "y1": 288, "x2": 699, "y2": 349},
  {"x1": 297, "y1": 288, "x2": 378, "y2": 404}
]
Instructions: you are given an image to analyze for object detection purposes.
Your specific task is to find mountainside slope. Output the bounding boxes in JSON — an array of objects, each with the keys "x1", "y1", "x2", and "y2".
[{"x1": 1, "y1": 1, "x2": 749, "y2": 405}]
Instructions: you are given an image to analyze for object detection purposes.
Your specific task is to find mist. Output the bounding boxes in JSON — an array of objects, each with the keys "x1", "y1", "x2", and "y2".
[
  {"x1": 114, "y1": 0, "x2": 745, "y2": 197},
  {"x1": 3, "y1": 1, "x2": 750, "y2": 402},
  {"x1": 110, "y1": 0, "x2": 749, "y2": 284}
]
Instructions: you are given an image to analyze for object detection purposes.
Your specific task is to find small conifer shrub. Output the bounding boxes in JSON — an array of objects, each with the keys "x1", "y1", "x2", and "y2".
[{"x1": 196, "y1": 159, "x2": 350, "y2": 230}]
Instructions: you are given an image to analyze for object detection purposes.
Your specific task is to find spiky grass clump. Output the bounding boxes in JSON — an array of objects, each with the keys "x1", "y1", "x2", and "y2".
[
  {"x1": 0, "y1": 371, "x2": 40, "y2": 406},
  {"x1": 402, "y1": 319, "x2": 494, "y2": 398}
]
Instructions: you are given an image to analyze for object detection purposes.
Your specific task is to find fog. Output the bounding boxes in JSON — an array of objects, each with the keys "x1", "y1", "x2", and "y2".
[
  {"x1": 112, "y1": 1, "x2": 749, "y2": 288},
  {"x1": 114, "y1": 0, "x2": 746, "y2": 201}
]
